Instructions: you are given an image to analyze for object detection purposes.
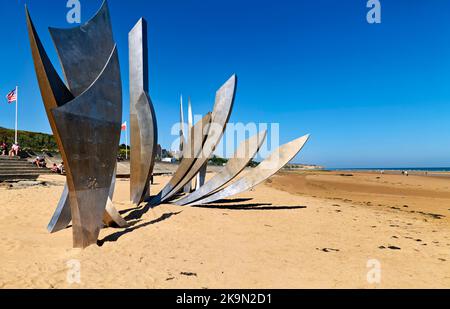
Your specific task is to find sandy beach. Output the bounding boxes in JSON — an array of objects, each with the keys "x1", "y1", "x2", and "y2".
[{"x1": 0, "y1": 171, "x2": 449, "y2": 288}]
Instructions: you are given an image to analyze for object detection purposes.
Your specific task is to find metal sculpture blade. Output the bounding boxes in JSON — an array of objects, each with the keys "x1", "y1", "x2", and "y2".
[
  {"x1": 25, "y1": 7, "x2": 74, "y2": 143},
  {"x1": 184, "y1": 98, "x2": 194, "y2": 193},
  {"x1": 195, "y1": 163, "x2": 208, "y2": 190},
  {"x1": 174, "y1": 130, "x2": 267, "y2": 206},
  {"x1": 179, "y1": 96, "x2": 186, "y2": 154},
  {"x1": 150, "y1": 113, "x2": 212, "y2": 205},
  {"x1": 26, "y1": 4, "x2": 127, "y2": 239},
  {"x1": 51, "y1": 47, "x2": 122, "y2": 248},
  {"x1": 48, "y1": 0, "x2": 114, "y2": 96},
  {"x1": 48, "y1": 168, "x2": 128, "y2": 233},
  {"x1": 47, "y1": 184, "x2": 71, "y2": 233},
  {"x1": 160, "y1": 75, "x2": 237, "y2": 203},
  {"x1": 129, "y1": 18, "x2": 158, "y2": 205},
  {"x1": 103, "y1": 169, "x2": 129, "y2": 227},
  {"x1": 185, "y1": 134, "x2": 310, "y2": 206}
]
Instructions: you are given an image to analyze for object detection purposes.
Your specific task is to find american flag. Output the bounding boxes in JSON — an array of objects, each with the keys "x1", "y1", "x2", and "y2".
[
  {"x1": 121, "y1": 122, "x2": 127, "y2": 131},
  {"x1": 6, "y1": 88, "x2": 17, "y2": 103}
]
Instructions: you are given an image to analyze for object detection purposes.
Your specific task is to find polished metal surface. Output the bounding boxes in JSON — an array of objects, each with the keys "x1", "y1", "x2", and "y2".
[
  {"x1": 150, "y1": 113, "x2": 212, "y2": 205},
  {"x1": 195, "y1": 162, "x2": 207, "y2": 190},
  {"x1": 179, "y1": 96, "x2": 186, "y2": 154},
  {"x1": 129, "y1": 18, "x2": 158, "y2": 205},
  {"x1": 185, "y1": 134, "x2": 310, "y2": 206},
  {"x1": 174, "y1": 130, "x2": 267, "y2": 206},
  {"x1": 184, "y1": 98, "x2": 194, "y2": 193},
  {"x1": 48, "y1": 169, "x2": 128, "y2": 233},
  {"x1": 26, "y1": 2, "x2": 123, "y2": 248},
  {"x1": 51, "y1": 47, "x2": 122, "y2": 248},
  {"x1": 103, "y1": 169, "x2": 129, "y2": 227},
  {"x1": 48, "y1": 0, "x2": 114, "y2": 97},
  {"x1": 160, "y1": 75, "x2": 237, "y2": 203},
  {"x1": 26, "y1": 7, "x2": 74, "y2": 234},
  {"x1": 47, "y1": 184, "x2": 71, "y2": 233}
]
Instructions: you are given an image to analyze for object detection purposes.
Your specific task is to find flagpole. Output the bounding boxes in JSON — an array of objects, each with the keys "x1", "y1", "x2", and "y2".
[
  {"x1": 15, "y1": 86, "x2": 18, "y2": 145},
  {"x1": 126, "y1": 124, "x2": 128, "y2": 160}
]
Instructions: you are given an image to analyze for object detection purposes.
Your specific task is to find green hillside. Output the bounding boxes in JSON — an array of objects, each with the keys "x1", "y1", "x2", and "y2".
[{"x1": 0, "y1": 127, "x2": 58, "y2": 152}]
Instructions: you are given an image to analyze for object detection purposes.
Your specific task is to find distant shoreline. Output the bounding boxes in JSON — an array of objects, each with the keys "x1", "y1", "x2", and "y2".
[{"x1": 328, "y1": 167, "x2": 450, "y2": 172}]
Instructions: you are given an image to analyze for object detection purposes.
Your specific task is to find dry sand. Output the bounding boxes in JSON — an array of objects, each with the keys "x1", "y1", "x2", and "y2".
[{"x1": 0, "y1": 171, "x2": 449, "y2": 288}]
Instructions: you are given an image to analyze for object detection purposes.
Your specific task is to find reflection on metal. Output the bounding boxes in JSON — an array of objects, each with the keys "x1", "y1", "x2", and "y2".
[
  {"x1": 150, "y1": 113, "x2": 212, "y2": 205},
  {"x1": 160, "y1": 75, "x2": 237, "y2": 203},
  {"x1": 174, "y1": 130, "x2": 267, "y2": 206},
  {"x1": 179, "y1": 96, "x2": 186, "y2": 154},
  {"x1": 184, "y1": 98, "x2": 194, "y2": 193},
  {"x1": 26, "y1": 2, "x2": 123, "y2": 248},
  {"x1": 185, "y1": 134, "x2": 310, "y2": 206},
  {"x1": 103, "y1": 169, "x2": 129, "y2": 227},
  {"x1": 48, "y1": 1, "x2": 114, "y2": 97},
  {"x1": 47, "y1": 185, "x2": 71, "y2": 233},
  {"x1": 195, "y1": 162, "x2": 208, "y2": 191},
  {"x1": 129, "y1": 18, "x2": 158, "y2": 205},
  {"x1": 51, "y1": 47, "x2": 122, "y2": 248},
  {"x1": 48, "y1": 169, "x2": 128, "y2": 233}
]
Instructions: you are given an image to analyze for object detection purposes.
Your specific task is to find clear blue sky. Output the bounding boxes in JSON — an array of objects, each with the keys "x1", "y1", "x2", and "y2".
[{"x1": 0, "y1": 0, "x2": 449, "y2": 168}]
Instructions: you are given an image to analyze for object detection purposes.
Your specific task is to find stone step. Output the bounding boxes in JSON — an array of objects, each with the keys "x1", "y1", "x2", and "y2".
[
  {"x1": 0, "y1": 167, "x2": 51, "y2": 171},
  {"x1": 0, "y1": 165, "x2": 41, "y2": 169},
  {"x1": 0, "y1": 161, "x2": 36, "y2": 164},
  {"x1": 0, "y1": 175, "x2": 41, "y2": 182},
  {"x1": 0, "y1": 156, "x2": 23, "y2": 161},
  {"x1": 0, "y1": 170, "x2": 52, "y2": 175}
]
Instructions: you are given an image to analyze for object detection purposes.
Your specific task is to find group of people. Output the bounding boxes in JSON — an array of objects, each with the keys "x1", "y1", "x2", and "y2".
[
  {"x1": 51, "y1": 162, "x2": 65, "y2": 175},
  {"x1": 35, "y1": 155, "x2": 64, "y2": 173},
  {"x1": 34, "y1": 154, "x2": 65, "y2": 175},
  {"x1": 1, "y1": 140, "x2": 20, "y2": 157},
  {"x1": 34, "y1": 156, "x2": 47, "y2": 168}
]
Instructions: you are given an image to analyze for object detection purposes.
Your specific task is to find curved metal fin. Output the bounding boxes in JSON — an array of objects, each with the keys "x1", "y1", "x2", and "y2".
[
  {"x1": 48, "y1": 0, "x2": 115, "y2": 96},
  {"x1": 103, "y1": 167, "x2": 129, "y2": 228},
  {"x1": 186, "y1": 134, "x2": 310, "y2": 206},
  {"x1": 51, "y1": 47, "x2": 122, "y2": 248},
  {"x1": 48, "y1": 168, "x2": 129, "y2": 232},
  {"x1": 174, "y1": 130, "x2": 267, "y2": 206},
  {"x1": 130, "y1": 91, "x2": 158, "y2": 204},
  {"x1": 150, "y1": 113, "x2": 212, "y2": 205},
  {"x1": 129, "y1": 18, "x2": 158, "y2": 205},
  {"x1": 161, "y1": 75, "x2": 237, "y2": 202},
  {"x1": 47, "y1": 184, "x2": 71, "y2": 233},
  {"x1": 25, "y1": 7, "x2": 74, "y2": 120},
  {"x1": 184, "y1": 98, "x2": 194, "y2": 193}
]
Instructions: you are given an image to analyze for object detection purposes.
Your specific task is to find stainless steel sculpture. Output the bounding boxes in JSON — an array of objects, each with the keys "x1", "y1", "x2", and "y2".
[
  {"x1": 157, "y1": 75, "x2": 237, "y2": 203},
  {"x1": 195, "y1": 163, "x2": 208, "y2": 190},
  {"x1": 179, "y1": 96, "x2": 186, "y2": 155},
  {"x1": 150, "y1": 113, "x2": 212, "y2": 205},
  {"x1": 183, "y1": 98, "x2": 193, "y2": 193},
  {"x1": 174, "y1": 130, "x2": 267, "y2": 206},
  {"x1": 182, "y1": 134, "x2": 310, "y2": 206},
  {"x1": 129, "y1": 18, "x2": 158, "y2": 205},
  {"x1": 48, "y1": 170, "x2": 127, "y2": 233},
  {"x1": 26, "y1": 1, "x2": 123, "y2": 248}
]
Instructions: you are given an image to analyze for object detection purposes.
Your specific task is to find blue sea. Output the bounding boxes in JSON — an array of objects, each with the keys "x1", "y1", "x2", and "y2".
[{"x1": 329, "y1": 167, "x2": 450, "y2": 172}]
